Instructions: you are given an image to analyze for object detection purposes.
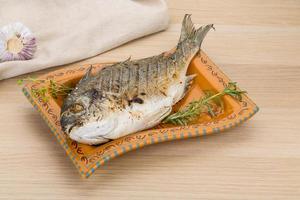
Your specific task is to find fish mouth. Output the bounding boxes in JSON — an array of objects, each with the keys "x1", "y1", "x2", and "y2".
[
  {"x1": 60, "y1": 118, "x2": 80, "y2": 135},
  {"x1": 60, "y1": 113, "x2": 78, "y2": 134}
]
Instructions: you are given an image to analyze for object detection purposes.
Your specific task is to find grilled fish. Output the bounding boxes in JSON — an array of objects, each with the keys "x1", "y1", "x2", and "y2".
[{"x1": 60, "y1": 15, "x2": 214, "y2": 145}]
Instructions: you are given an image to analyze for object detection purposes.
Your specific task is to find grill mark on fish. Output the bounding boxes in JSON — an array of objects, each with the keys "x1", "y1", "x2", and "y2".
[
  {"x1": 159, "y1": 58, "x2": 166, "y2": 83},
  {"x1": 120, "y1": 64, "x2": 130, "y2": 94},
  {"x1": 175, "y1": 51, "x2": 184, "y2": 70},
  {"x1": 169, "y1": 53, "x2": 177, "y2": 77},
  {"x1": 109, "y1": 67, "x2": 113, "y2": 92},
  {"x1": 137, "y1": 63, "x2": 145, "y2": 94},
  {"x1": 100, "y1": 68, "x2": 110, "y2": 92},
  {"x1": 156, "y1": 58, "x2": 160, "y2": 86},
  {"x1": 146, "y1": 62, "x2": 149, "y2": 89},
  {"x1": 168, "y1": 57, "x2": 175, "y2": 78},
  {"x1": 117, "y1": 66, "x2": 122, "y2": 93},
  {"x1": 127, "y1": 63, "x2": 138, "y2": 97},
  {"x1": 97, "y1": 72, "x2": 103, "y2": 89},
  {"x1": 146, "y1": 61, "x2": 154, "y2": 93},
  {"x1": 138, "y1": 63, "x2": 147, "y2": 93},
  {"x1": 165, "y1": 59, "x2": 169, "y2": 80},
  {"x1": 135, "y1": 63, "x2": 140, "y2": 94},
  {"x1": 157, "y1": 56, "x2": 169, "y2": 84},
  {"x1": 180, "y1": 43, "x2": 185, "y2": 57},
  {"x1": 111, "y1": 67, "x2": 120, "y2": 93}
]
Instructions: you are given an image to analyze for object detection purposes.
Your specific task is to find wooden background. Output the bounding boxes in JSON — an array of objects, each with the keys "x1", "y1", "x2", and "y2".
[{"x1": 0, "y1": 0, "x2": 300, "y2": 199}]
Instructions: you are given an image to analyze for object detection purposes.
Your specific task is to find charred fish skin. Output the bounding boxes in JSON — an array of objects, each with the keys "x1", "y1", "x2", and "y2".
[{"x1": 60, "y1": 14, "x2": 214, "y2": 145}]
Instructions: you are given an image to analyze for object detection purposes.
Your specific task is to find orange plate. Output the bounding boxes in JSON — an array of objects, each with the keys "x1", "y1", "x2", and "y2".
[{"x1": 22, "y1": 51, "x2": 259, "y2": 178}]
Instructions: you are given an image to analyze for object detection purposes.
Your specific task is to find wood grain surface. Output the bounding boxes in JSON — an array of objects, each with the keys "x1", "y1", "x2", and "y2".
[{"x1": 1, "y1": 0, "x2": 300, "y2": 199}]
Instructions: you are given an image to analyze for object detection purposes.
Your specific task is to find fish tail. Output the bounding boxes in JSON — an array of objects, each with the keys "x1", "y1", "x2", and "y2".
[
  {"x1": 194, "y1": 24, "x2": 215, "y2": 49},
  {"x1": 179, "y1": 14, "x2": 214, "y2": 49}
]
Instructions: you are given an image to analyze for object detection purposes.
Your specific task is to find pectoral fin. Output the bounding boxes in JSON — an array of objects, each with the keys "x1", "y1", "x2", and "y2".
[
  {"x1": 145, "y1": 106, "x2": 172, "y2": 128},
  {"x1": 180, "y1": 74, "x2": 197, "y2": 99}
]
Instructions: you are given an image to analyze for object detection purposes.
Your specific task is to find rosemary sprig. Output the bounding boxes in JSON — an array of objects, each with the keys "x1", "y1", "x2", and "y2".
[
  {"x1": 18, "y1": 77, "x2": 73, "y2": 102},
  {"x1": 163, "y1": 82, "x2": 247, "y2": 125}
]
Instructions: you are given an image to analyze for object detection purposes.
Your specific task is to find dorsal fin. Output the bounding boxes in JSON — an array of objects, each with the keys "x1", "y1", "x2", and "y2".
[
  {"x1": 78, "y1": 65, "x2": 93, "y2": 85},
  {"x1": 110, "y1": 56, "x2": 131, "y2": 68},
  {"x1": 179, "y1": 14, "x2": 196, "y2": 42},
  {"x1": 122, "y1": 56, "x2": 131, "y2": 63}
]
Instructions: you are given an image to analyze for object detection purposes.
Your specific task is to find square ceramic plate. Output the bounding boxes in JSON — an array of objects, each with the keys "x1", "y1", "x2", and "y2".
[{"x1": 22, "y1": 51, "x2": 259, "y2": 178}]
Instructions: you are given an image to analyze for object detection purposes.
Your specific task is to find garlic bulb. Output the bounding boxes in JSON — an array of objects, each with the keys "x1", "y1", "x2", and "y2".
[{"x1": 0, "y1": 22, "x2": 36, "y2": 63}]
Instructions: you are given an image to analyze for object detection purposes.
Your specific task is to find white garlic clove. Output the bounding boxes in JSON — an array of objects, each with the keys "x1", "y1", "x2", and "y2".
[{"x1": 0, "y1": 22, "x2": 37, "y2": 63}]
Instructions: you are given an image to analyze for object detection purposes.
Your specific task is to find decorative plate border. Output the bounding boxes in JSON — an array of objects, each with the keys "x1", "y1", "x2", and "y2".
[{"x1": 22, "y1": 52, "x2": 259, "y2": 178}]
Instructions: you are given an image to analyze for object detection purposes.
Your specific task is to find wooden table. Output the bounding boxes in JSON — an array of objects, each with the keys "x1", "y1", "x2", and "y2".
[{"x1": 1, "y1": 0, "x2": 299, "y2": 199}]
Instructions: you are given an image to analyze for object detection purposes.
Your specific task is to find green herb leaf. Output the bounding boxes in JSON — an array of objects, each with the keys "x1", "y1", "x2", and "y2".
[
  {"x1": 17, "y1": 77, "x2": 74, "y2": 103},
  {"x1": 163, "y1": 82, "x2": 246, "y2": 125},
  {"x1": 17, "y1": 79, "x2": 23, "y2": 85}
]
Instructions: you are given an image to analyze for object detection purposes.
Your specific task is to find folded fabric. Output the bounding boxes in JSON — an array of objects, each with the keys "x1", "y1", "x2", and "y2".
[{"x1": 0, "y1": 0, "x2": 169, "y2": 80}]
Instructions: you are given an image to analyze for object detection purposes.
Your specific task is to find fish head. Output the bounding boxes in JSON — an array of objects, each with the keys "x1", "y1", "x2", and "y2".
[
  {"x1": 60, "y1": 92, "x2": 93, "y2": 133},
  {"x1": 60, "y1": 89, "x2": 117, "y2": 144},
  {"x1": 60, "y1": 66, "x2": 102, "y2": 134}
]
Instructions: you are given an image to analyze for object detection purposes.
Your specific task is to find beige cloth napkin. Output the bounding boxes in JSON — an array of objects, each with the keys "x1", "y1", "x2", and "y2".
[{"x1": 0, "y1": 0, "x2": 169, "y2": 80}]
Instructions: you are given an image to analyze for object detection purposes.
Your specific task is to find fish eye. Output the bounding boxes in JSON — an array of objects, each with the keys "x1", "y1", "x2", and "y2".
[{"x1": 70, "y1": 103, "x2": 84, "y2": 113}]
